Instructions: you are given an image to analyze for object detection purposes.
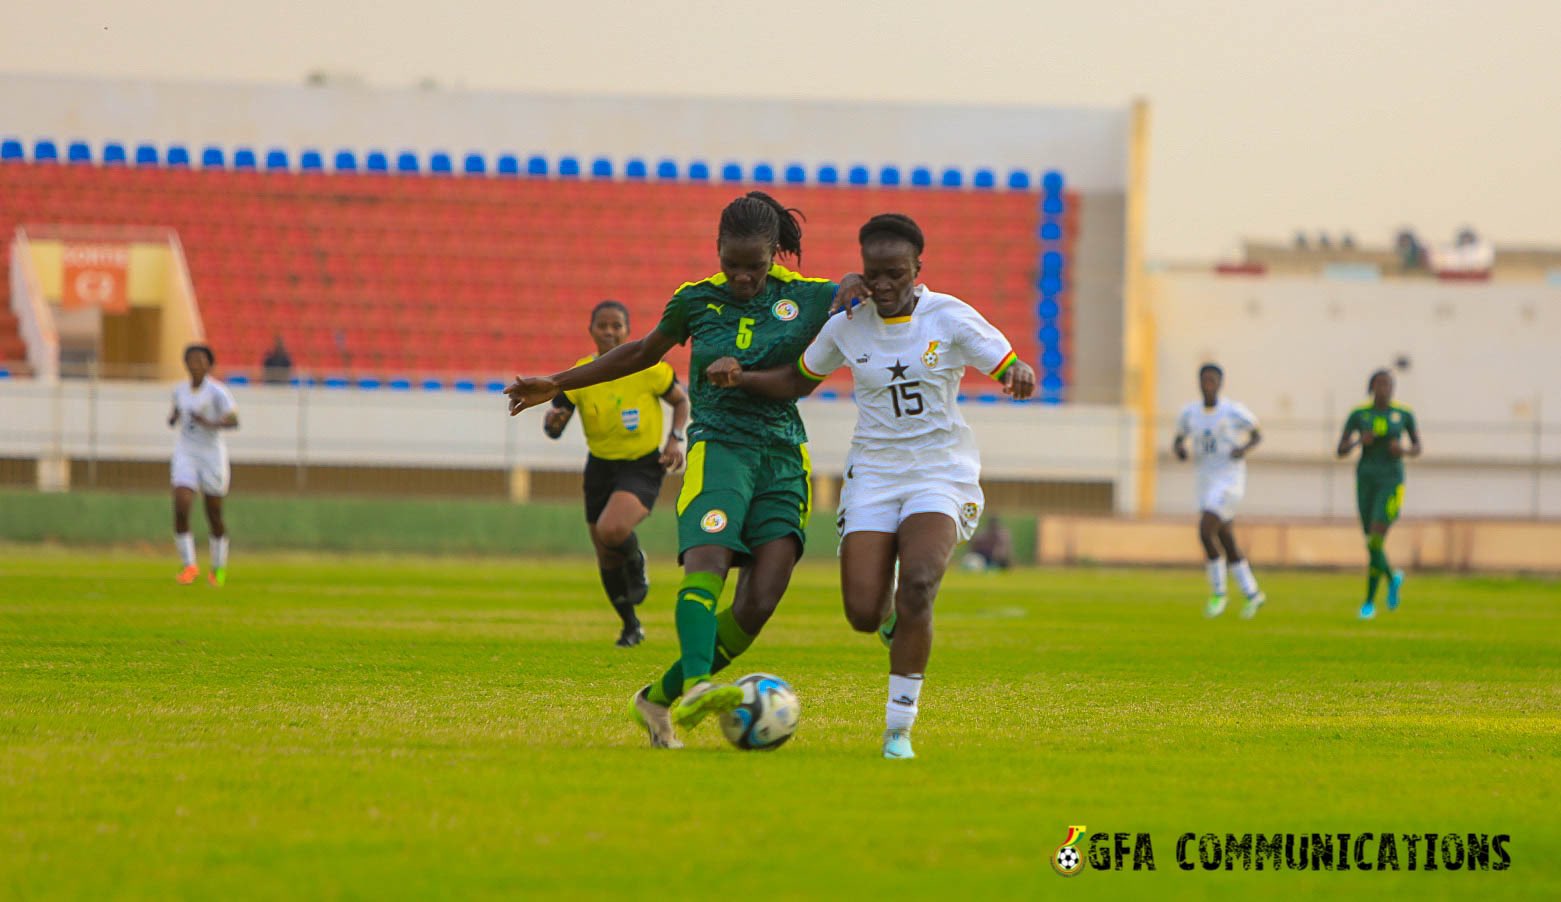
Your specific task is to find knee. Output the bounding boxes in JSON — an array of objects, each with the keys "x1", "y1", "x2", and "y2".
[
  {"x1": 895, "y1": 567, "x2": 940, "y2": 619},
  {"x1": 843, "y1": 601, "x2": 882, "y2": 633},
  {"x1": 594, "y1": 520, "x2": 633, "y2": 548}
]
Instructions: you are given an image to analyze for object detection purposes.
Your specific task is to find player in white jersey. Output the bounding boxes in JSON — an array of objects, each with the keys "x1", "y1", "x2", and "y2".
[
  {"x1": 1172, "y1": 363, "x2": 1264, "y2": 618},
  {"x1": 167, "y1": 344, "x2": 239, "y2": 586},
  {"x1": 708, "y1": 214, "x2": 1036, "y2": 759}
]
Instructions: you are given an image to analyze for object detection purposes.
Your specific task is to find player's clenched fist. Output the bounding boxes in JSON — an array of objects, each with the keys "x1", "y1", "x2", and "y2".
[
  {"x1": 706, "y1": 357, "x2": 744, "y2": 388},
  {"x1": 1001, "y1": 360, "x2": 1037, "y2": 400},
  {"x1": 505, "y1": 376, "x2": 560, "y2": 415}
]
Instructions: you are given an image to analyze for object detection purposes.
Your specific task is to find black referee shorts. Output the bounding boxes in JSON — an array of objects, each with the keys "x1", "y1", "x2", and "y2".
[{"x1": 583, "y1": 452, "x2": 665, "y2": 524}]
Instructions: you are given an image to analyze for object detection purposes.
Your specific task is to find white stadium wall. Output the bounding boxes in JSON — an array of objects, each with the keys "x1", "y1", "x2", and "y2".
[{"x1": 1151, "y1": 273, "x2": 1561, "y2": 519}]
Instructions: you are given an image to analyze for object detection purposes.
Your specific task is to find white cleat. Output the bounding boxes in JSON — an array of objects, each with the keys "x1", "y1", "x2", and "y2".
[
  {"x1": 882, "y1": 728, "x2": 915, "y2": 759},
  {"x1": 630, "y1": 686, "x2": 683, "y2": 749},
  {"x1": 1240, "y1": 592, "x2": 1266, "y2": 620},
  {"x1": 1204, "y1": 594, "x2": 1228, "y2": 618}
]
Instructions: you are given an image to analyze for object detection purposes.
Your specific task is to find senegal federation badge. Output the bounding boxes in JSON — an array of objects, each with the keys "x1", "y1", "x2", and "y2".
[
  {"x1": 772, "y1": 299, "x2": 799, "y2": 321},
  {"x1": 1052, "y1": 825, "x2": 1087, "y2": 876}
]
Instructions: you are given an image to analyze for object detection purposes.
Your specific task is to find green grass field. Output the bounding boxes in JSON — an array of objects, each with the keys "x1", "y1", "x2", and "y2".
[{"x1": 2, "y1": 548, "x2": 1557, "y2": 899}]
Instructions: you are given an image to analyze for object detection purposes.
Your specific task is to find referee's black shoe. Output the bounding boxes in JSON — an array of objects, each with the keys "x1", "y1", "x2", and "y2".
[{"x1": 615, "y1": 624, "x2": 646, "y2": 648}]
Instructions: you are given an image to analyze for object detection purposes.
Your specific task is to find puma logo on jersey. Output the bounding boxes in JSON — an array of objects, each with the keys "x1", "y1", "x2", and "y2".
[{"x1": 706, "y1": 303, "x2": 725, "y2": 315}]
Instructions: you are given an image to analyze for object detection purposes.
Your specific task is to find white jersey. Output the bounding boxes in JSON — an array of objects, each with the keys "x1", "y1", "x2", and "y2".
[
  {"x1": 1176, "y1": 398, "x2": 1258, "y2": 482},
  {"x1": 172, "y1": 377, "x2": 237, "y2": 457},
  {"x1": 801, "y1": 286, "x2": 1017, "y2": 484}
]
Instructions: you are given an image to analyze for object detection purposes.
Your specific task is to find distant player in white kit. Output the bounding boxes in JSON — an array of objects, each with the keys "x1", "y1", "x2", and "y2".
[
  {"x1": 708, "y1": 213, "x2": 1036, "y2": 759},
  {"x1": 168, "y1": 343, "x2": 238, "y2": 586},
  {"x1": 1172, "y1": 363, "x2": 1264, "y2": 618}
]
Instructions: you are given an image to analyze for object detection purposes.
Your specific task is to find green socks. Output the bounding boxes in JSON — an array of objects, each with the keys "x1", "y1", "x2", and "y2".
[
  {"x1": 646, "y1": 603, "x2": 754, "y2": 707},
  {"x1": 1366, "y1": 534, "x2": 1392, "y2": 601},
  {"x1": 673, "y1": 572, "x2": 724, "y2": 693}
]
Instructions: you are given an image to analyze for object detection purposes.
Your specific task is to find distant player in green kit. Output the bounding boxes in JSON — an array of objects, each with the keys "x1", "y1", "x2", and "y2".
[
  {"x1": 1337, "y1": 369, "x2": 1421, "y2": 620},
  {"x1": 505, "y1": 192, "x2": 867, "y2": 747}
]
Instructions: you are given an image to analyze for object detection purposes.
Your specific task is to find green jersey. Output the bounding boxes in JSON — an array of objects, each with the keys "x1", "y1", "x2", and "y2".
[
  {"x1": 1343, "y1": 402, "x2": 1417, "y2": 478},
  {"x1": 655, "y1": 264, "x2": 837, "y2": 448}
]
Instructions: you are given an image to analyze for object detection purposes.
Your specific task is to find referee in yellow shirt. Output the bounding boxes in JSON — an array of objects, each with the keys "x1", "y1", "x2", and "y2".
[{"x1": 545, "y1": 300, "x2": 690, "y2": 647}]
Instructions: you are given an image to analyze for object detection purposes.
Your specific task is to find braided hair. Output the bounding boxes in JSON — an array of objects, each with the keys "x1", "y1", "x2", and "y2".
[
  {"x1": 858, "y1": 213, "x2": 925, "y2": 256},
  {"x1": 590, "y1": 299, "x2": 630, "y2": 328},
  {"x1": 718, "y1": 191, "x2": 805, "y2": 261}
]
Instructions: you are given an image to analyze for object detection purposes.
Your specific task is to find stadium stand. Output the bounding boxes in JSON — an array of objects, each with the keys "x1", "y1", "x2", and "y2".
[{"x1": 0, "y1": 145, "x2": 1076, "y2": 394}]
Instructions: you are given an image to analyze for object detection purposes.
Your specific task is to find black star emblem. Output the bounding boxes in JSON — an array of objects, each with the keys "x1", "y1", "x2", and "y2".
[{"x1": 886, "y1": 360, "x2": 910, "y2": 381}]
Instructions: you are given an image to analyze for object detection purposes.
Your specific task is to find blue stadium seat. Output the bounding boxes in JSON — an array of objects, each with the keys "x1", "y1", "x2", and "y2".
[
  {"x1": 462, "y1": 152, "x2": 486, "y2": 175},
  {"x1": 201, "y1": 146, "x2": 227, "y2": 168},
  {"x1": 526, "y1": 155, "x2": 548, "y2": 177},
  {"x1": 1, "y1": 138, "x2": 24, "y2": 162},
  {"x1": 816, "y1": 164, "x2": 839, "y2": 185},
  {"x1": 226, "y1": 375, "x2": 249, "y2": 386},
  {"x1": 1037, "y1": 298, "x2": 1059, "y2": 319},
  {"x1": 687, "y1": 161, "x2": 710, "y2": 181},
  {"x1": 429, "y1": 152, "x2": 454, "y2": 175},
  {"x1": 233, "y1": 148, "x2": 257, "y2": 170},
  {"x1": 590, "y1": 157, "x2": 613, "y2": 178},
  {"x1": 655, "y1": 159, "x2": 678, "y2": 180},
  {"x1": 388, "y1": 378, "x2": 412, "y2": 391},
  {"x1": 1041, "y1": 348, "x2": 1064, "y2": 369},
  {"x1": 1040, "y1": 221, "x2": 1062, "y2": 241},
  {"x1": 33, "y1": 140, "x2": 58, "y2": 162},
  {"x1": 356, "y1": 378, "x2": 382, "y2": 390},
  {"x1": 1043, "y1": 196, "x2": 1065, "y2": 215},
  {"x1": 101, "y1": 142, "x2": 127, "y2": 165},
  {"x1": 940, "y1": 167, "x2": 963, "y2": 188},
  {"x1": 847, "y1": 165, "x2": 870, "y2": 186},
  {"x1": 299, "y1": 149, "x2": 325, "y2": 171},
  {"x1": 453, "y1": 379, "x2": 477, "y2": 392},
  {"x1": 624, "y1": 158, "x2": 648, "y2": 180},
  {"x1": 879, "y1": 165, "x2": 901, "y2": 187},
  {"x1": 265, "y1": 148, "x2": 290, "y2": 171},
  {"x1": 421, "y1": 379, "x2": 443, "y2": 391},
  {"x1": 484, "y1": 380, "x2": 507, "y2": 393},
  {"x1": 365, "y1": 150, "x2": 389, "y2": 172},
  {"x1": 1042, "y1": 250, "x2": 1065, "y2": 274},
  {"x1": 1038, "y1": 325, "x2": 1061, "y2": 346},
  {"x1": 752, "y1": 163, "x2": 774, "y2": 183},
  {"x1": 1040, "y1": 275, "x2": 1064, "y2": 295},
  {"x1": 1041, "y1": 169, "x2": 1065, "y2": 194},
  {"x1": 558, "y1": 156, "x2": 580, "y2": 178},
  {"x1": 134, "y1": 144, "x2": 160, "y2": 166},
  {"x1": 166, "y1": 145, "x2": 191, "y2": 167},
  {"x1": 395, "y1": 151, "x2": 420, "y2": 174},
  {"x1": 910, "y1": 166, "x2": 932, "y2": 188},
  {"x1": 784, "y1": 164, "x2": 806, "y2": 185},
  {"x1": 972, "y1": 168, "x2": 995, "y2": 189},
  {"x1": 496, "y1": 154, "x2": 520, "y2": 176},
  {"x1": 1006, "y1": 169, "x2": 1031, "y2": 190},
  {"x1": 334, "y1": 150, "x2": 358, "y2": 172},
  {"x1": 720, "y1": 162, "x2": 743, "y2": 182},
  {"x1": 323, "y1": 377, "x2": 350, "y2": 389},
  {"x1": 67, "y1": 141, "x2": 92, "y2": 164}
]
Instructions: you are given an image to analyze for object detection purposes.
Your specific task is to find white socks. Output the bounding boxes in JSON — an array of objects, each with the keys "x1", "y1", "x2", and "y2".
[
  {"x1": 1205, "y1": 558, "x2": 1228, "y2": 597},
  {"x1": 175, "y1": 533, "x2": 196, "y2": 567},
  {"x1": 210, "y1": 536, "x2": 229, "y2": 569},
  {"x1": 1230, "y1": 559, "x2": 1260, "y2": 598},
  {"x1": 886, "y1": 673, "x2": 923, "y2": 732}
]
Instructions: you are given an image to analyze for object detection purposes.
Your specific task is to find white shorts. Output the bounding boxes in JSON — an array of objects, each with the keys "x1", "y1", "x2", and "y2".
[
  {"x1": 1197, "y1": 474, "x2": 1244, "y2": 522},
  {"x1": 171, "y1": 449, "x2": 230, "y2": 496},
  {"x1": 837, "y1": 465, "x2": 984, "y2": 542}
]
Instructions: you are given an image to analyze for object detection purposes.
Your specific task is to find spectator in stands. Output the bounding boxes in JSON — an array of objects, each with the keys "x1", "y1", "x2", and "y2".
[
  {"x1": 1341, "y1": 232, "x2": 1357, "y2": 250},
  {"x1": 1317, "y1": 232, "x2": 1333, "y2": 250},
  {"x1": 962, "y1": 517, "x2": 1013, "y2": 571},
  {"x1": 1293, "y1": 231, "x2": 1310, "y2": 250},
  {"x1": 262, "y1": 335, "x2": 293, "y2": 384},
  {"x1": 1429, "y1": 227, "x2": 1495, "y2": 276},
  {"x1": 1395, "y1": 229, "x2": 1427, "y2": 272}
]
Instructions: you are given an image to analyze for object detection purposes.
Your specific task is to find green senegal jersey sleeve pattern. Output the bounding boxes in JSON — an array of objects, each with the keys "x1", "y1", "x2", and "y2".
[{"x1": 654, "y1": 264, "x2": 837, "y2": 448}]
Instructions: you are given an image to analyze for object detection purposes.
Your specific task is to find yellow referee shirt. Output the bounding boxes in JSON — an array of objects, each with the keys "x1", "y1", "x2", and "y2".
[{"x1": 563, "y1": 355, "x2": 677, "y2": 460}]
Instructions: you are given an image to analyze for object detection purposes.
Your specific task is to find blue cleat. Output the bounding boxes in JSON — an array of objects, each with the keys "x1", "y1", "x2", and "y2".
[
  {"x1": 1359, "y1": 600, "x2": 1376, "y2": 620},
  {"x1": 882, "y1": 728, "x2": 915, "y2": 759},
  {"x1": 1386, "y1": 570, "x2": 1404, "y2": 611}
]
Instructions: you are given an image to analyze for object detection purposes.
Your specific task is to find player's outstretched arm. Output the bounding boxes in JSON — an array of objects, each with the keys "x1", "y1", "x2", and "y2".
[
  {"x1": 1336, "y1": 420, "x2": 1360, "y2": 457},
  {"x1": 659, "y1": 380, "x2": 690, "y2": 472},
  {"x1": 1232, "y1": 428, "x2": 1261, "y2": 460},
  {"x1": 1172, "y1": 433, "x2": 1188, "y2": 461},
  {"x1": 506, "y1": 331, "x2": 678, "y2": 416},
  {"x1": 1405, "y1": 423, "x2": 1422, "y2": 457},
  {"x1": 828, "y1": 273, "x2": 870, "y2": 318},
  {"x1": 706, "y1": 357, "x2": 819, "y2": 400}
]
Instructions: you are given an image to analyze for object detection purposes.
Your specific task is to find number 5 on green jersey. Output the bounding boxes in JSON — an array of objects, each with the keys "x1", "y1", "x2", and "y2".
[{"x1": 736, "y1": 317, "x2": 755, "y2": 349}]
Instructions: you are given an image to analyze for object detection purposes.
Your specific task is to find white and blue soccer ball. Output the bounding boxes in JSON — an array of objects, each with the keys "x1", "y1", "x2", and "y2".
[{"x1": 719, "y1": 673, "x2": 800, "y2": 751}]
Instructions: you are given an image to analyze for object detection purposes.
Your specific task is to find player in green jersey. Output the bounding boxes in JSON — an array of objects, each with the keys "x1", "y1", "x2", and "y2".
[
  {"x1": 505, "y1": 191, "x2": 867, "y2": 747},
  {"x1": 1337, "y1": 369, "x2": 1421, "y2": 620}
]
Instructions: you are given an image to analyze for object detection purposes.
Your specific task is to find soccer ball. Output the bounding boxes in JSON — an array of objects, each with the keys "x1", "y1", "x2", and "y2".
[
  {"x1": 719, "y1": 673, "x2": 800, "y2": 751},
  {"x1": 1055, "y1": 846, "x2": 1081, "y2": 872}
]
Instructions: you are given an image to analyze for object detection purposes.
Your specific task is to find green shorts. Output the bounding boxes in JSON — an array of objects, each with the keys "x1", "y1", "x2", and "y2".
[
  {"x1": 676, "y1": 440, "x2": 812, "y2": 563},
  {"x1": 1356, "y1": 471, "x2": 1405, "y2": 532}
]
